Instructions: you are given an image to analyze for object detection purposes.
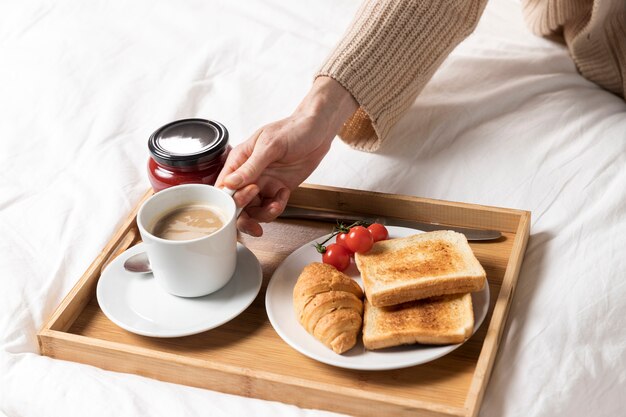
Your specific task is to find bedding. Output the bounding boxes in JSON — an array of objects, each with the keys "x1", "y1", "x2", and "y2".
[{"x1": 1, "y1": 0, "x2": 624, "y2": 416}]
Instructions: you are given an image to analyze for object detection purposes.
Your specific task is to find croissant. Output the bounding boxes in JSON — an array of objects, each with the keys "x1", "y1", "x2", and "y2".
[{"x1": 293, "y1": 262, "x2": 364, "y2": 354}]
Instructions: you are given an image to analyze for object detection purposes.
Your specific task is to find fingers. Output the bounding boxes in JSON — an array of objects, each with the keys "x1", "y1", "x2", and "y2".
[
  {"x1": 245, "y1": 187, "x2": 290, "y2": 222},
  {"x1": 222, "y1": 130, "x2": 285, "y2": 190},
  {"x1": 231, "y1": 183, "x2": 260, "y2": 209},
  {"x1": 215, "y1": 134, "x2": 258, "y2": 189},
  {"x1": 235, "y1": 187, "x2": 291, "y2": 236},
  {"x1": 215, "y1": 125, "x2": 291, "y2": 238},
  {"x1": 236, "y1": 212, "x2": 263, "y2": 237}
]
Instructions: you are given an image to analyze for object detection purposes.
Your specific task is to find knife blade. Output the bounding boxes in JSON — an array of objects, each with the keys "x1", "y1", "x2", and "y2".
[{"x1": 279, "y1": 206, "x2": 502, "y2": 241}]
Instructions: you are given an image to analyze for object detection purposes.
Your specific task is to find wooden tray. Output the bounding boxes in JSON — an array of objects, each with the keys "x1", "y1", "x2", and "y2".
[{"x1": 38, "y1": 184, "x2": 530, "y2": 417}]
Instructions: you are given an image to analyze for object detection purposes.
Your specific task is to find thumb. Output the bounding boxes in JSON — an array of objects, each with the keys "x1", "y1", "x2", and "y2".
[{"x1": 223, "y1": 134, "x2": 282, "y2": 189}]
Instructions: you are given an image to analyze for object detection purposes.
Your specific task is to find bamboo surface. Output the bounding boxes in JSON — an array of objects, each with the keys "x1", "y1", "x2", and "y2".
[{"x1": 38, "y1": 184, "x2": 530, "y2": 417}]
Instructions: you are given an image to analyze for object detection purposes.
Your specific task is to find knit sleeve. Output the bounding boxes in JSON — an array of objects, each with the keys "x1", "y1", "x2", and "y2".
[
  {"x1": 317, "y1": 0, "x2": 488, "y2": 152},
  {"x1": 522, "y1": 0, "x2": 625, "y2": 99}
]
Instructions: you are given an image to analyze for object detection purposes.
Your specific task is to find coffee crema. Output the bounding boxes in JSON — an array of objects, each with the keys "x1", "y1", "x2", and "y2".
[{"x1": 151, "y1": 204, "x2": 224, "y2": 241}]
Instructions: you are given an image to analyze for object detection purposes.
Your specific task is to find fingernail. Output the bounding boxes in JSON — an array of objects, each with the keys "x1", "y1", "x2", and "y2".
[{"x1": 225, "y1": 173, "x2": 243, "y2": 187}]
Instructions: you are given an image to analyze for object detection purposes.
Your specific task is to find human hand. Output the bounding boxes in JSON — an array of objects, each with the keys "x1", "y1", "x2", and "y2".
[{"x1": 216, "y1": 77, "x2": 358, "y2": 236}]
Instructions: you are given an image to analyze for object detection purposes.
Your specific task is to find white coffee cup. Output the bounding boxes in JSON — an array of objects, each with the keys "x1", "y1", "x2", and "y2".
[{"x1": 137, "y1": 184, "x2": 238, "y2": 297}]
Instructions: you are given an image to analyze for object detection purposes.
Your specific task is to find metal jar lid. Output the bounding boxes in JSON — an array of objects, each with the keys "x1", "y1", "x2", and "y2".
[{"x1": 148, "y1": 118, "x2": 229, "y2": 167}]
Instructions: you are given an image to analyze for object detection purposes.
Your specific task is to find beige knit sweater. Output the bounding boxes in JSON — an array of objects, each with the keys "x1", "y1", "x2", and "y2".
[{"x1": 317, "y1": 0, "x2": 626, "y2": 152}]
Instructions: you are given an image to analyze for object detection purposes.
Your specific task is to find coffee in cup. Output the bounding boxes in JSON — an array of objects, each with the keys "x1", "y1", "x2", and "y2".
[{"x1": 151, "y1": 204, "x2": 225, "y2": 241}]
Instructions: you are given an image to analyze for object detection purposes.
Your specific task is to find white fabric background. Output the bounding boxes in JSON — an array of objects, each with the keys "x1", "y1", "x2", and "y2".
[{"x1": 1, "y1": 0, "x2": 625, "y2": 416}]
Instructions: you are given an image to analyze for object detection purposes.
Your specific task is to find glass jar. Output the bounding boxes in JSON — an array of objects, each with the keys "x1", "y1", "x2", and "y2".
[{"x1": 147, "y1": 118, "x2": 231, "y2": 192}]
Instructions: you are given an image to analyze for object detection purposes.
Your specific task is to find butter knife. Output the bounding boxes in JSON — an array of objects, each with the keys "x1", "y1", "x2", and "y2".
[{"x1": 279, "y1": 206, "x2": 502, "y2": 241}]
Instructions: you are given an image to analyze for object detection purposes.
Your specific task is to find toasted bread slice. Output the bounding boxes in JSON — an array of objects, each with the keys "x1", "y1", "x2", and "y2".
[
  {"x1": 355, "y1": 230, "x2": 486, "y2": 307},
  {"x1": 363, "y1": 293, "x2": 474, "y2": 350}
]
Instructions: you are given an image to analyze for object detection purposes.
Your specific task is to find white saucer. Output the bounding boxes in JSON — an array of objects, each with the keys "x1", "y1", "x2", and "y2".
[
  {"x1": 97, "y1": 242, "x2": 262, "y2": 338},
  {"x1": 266, "y1": 226, "x2": 490, "y2": 371}
]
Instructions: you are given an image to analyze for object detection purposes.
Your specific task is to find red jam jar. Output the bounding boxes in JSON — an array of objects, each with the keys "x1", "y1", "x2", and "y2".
[{"x1": 147, "y1": 118, "x2": 231, "y2": 192}]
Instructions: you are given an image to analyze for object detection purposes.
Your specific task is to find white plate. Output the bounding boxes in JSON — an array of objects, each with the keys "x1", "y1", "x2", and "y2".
[
  {"x1": 97, "y1": 242, "x2": 262, "y2": 338},
  {"x1": 266, "y1": 226, "x2": 490, "y2": 371}
]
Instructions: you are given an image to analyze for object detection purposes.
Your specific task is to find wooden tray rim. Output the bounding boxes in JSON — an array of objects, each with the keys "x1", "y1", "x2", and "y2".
[{"x1": 37, "y1": 184, "x2": 531, "y2": 417}]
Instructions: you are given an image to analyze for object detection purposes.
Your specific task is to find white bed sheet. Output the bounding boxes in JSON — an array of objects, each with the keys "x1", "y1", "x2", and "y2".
[{"x1": 1, "y1": 1, "x2": 625, "y2": 416}]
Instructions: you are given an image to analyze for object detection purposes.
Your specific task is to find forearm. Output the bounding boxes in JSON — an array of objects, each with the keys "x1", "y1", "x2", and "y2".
[
  {"x1": 318, "y1": 0, "x2": 488, "y2": 151},
  {"x1": 295, "y1": 77, "x2": 359, "y2": 145}
]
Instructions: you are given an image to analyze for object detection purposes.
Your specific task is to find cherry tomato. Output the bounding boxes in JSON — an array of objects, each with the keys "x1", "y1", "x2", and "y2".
[
  {"x1": 345, "y1": 226, "x2": 374, "y2": 254},
  {"x1": 322, "y1": 243, "x2": 351, "y2": 271},
  {"x1": 367, "y1": 223, "x2": 389, "y2": 242},
  {"x1": 335, "y1": 232, "x2": 354, "y2": 253}
]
